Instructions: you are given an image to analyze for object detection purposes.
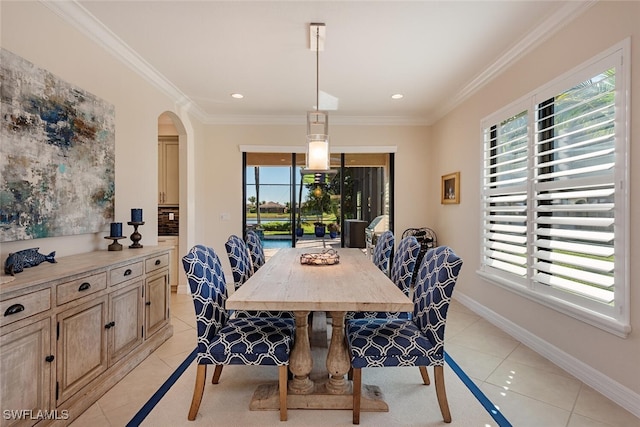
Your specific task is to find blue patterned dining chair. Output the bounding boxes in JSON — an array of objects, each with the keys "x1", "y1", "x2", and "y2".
[
  {"x1": 346, "y1": 246, "x2": 463, "y2": 424},
  {"x1": 245, "y1": 229, "x2": 266, "y2": 272},
  {"x1": 224, "y1": 235, "x2": 253, "y2": 290},
  {"x1": 372, "y1": 230, "x2": 394, "y2": 276},
  {"x1": 225, "y1": 235, "x2": 293, "y2": 319},
  {"x1": 346, "y1": 235, "x2": 420, "y2": 321},
  {"x1": 182, "y1": 245, "x2": 295, "y2": 422}
]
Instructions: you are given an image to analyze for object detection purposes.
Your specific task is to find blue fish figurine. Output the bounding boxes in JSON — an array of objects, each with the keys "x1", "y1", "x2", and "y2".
[{"x1": 4, "y1": 248, "x2": 57, "y2": 276}]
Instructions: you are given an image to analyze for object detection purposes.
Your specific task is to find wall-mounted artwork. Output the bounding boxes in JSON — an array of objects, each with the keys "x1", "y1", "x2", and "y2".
[
  {"x1": 0, "y1": 49, "x2": 115, "y2": 242},
  {"x1": 441, "y1": 172, "x2": 460, "y2": 204}
]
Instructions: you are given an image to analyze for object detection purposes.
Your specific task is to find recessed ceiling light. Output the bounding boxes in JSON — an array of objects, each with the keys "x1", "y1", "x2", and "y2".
[
  {"x1": 391, "y1": 94, "x2": 404, "y2": 100},
  {"x1": 231, "y1": 93, "x2": 244, "y2": 99}
]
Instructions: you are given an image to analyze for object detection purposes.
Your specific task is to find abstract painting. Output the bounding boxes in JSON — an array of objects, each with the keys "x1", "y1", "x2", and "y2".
[{"x1": 0, "y1": 49, "x2": 115, "y2": 242}]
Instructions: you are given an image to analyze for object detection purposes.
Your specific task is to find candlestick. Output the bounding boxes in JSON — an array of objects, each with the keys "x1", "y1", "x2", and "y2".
[
  {"x1": 104, "y1": 236, "x2": 124, "y2": 251},
  {"x1": 131, "y1": 208, "x2": 143, "y2": 223},
  {"x1": 127, "y1": 221, "x2": 144, "y2": 248}
]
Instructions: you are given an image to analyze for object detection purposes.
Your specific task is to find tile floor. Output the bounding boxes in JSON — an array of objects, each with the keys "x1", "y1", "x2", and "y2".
[{"x1": 71, "y1": 290, "x2": 639, "y2": 427}]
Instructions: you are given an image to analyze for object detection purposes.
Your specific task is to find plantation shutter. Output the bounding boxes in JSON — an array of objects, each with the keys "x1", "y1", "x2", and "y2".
[
  {"x1": 532, "y1": 68, "x2": 616, "y2": 304},
  {"x1": 481, "y1": 110, "x2": 529, "y2": 280}
]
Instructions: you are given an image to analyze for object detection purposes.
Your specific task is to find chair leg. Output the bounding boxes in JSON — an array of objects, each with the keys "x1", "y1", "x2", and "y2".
[
  {"x1": 188, "y1": 364, "x2": 207, "y2": 421},
  {"x1": 419, "y1": 366, "x2": 430, "y2": 385},
  {"x1": 434, "y1": 365, "x2": 452, "y2": 423},
  {"x1": 352, "y1": 368, "x2": 362, "y2": 425},
  {"x1": 279, "y1": 365, "x2": 288, "y2": 421},
  {"x1": 211, "y1": 365, "x2": 223, "y2": 384}
]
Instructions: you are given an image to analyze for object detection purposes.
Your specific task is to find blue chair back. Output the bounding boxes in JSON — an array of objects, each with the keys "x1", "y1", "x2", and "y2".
[
  {"x1": 245, "y1": 230, "x2": 265, "y2": 272},
  {"x1": 372, "y1": 231, "x2": 394, "y2": 276},
  {"x1": 225, "y1": 235, "x2": 252, "y2": 290},
  {"x1": 413, "y1": 246, "x2": 463, "y2": 358},
  {"x1": 389, "y1": 236, "x2": 421, "y2": 297},
  {"x1": 182, "y1": 245, "x2": 229, "y2": 354}
]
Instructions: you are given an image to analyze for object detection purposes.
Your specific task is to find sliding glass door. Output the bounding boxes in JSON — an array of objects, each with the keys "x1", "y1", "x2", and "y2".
[{"x1": 244, "y1": 152, "x2": 393, "y2": 250}]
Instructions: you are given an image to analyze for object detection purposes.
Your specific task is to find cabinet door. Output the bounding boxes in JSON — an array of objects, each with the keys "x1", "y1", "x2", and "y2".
[
  {"x1": 144, "y1": 270, "x2": 170, "y2": 338},
  {"x1": 158, "y1": 141, "x2": 164, "y2": 204},
  {"x1": 0, "y1": 319, "x2": 51, "y2": 427},
  {"x1": 158, "y1": 237, "x2": 178, "y2": 293},
  {"x1": 163, "y1": 141, "x2": 180, "y2": 205},
  {"x1": 108, "y1": 282, "x2": 143, "y2": 366},
  {"x1": 57, "y1": 297, "x2": 108, "y2": 404},
  {"x1": 145, "y1": 271, "x2": 170, "y2": 338},
  {"x1": 158, "y1": 138, "x2": 179, "y2": 206}
]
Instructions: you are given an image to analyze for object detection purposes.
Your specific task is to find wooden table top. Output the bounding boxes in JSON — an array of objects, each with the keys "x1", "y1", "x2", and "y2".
[{"x1": 226, "y1": 248, "x2": 413, "y2": 312}]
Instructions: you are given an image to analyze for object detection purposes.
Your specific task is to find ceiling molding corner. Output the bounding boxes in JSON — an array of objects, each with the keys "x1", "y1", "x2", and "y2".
[
  {"x1": 431, "y1": 0, "x2": 598, "y2": 124},
  {"x1": 41, "y1": 0, "x2": 208, "y2": 121}
]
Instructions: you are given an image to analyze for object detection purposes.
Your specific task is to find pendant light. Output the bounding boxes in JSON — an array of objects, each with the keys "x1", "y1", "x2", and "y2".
[{"x1": 305, "y1": 23, "x2": 330, "y2": 172}]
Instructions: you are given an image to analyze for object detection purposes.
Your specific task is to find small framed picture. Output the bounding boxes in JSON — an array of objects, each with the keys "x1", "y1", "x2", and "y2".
[{"x1": 441, "y1": 172, "x2": 460, "y2": 204}]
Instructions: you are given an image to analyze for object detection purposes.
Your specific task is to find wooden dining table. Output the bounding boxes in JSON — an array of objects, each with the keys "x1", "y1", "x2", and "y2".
[{"x1": 226, "y1": 247, "x2": 413, "y2": 411}]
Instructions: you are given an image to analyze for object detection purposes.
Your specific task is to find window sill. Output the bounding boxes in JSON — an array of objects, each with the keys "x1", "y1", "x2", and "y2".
[{"x1": 477, "y1": 269, "x2": 630, "y2": 338}]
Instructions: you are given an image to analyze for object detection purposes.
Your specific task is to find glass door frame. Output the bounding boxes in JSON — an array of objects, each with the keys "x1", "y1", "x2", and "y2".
[{"x1": 242, "y1": 150, "x2": 395, "y2": 249}]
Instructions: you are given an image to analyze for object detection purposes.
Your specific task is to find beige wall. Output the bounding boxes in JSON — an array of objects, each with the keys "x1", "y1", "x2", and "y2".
[
  {"x1": 0, "y1": 1, "x2": 184, "y2": 259},
  {"x1": 430, "y1": 1, "x2": 639, "y2": 399},
  {"x1": 195, "y1": 124, "x2": 431, "y2": 269}
]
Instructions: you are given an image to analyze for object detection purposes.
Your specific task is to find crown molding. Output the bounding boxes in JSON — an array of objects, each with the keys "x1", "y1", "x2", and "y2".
[
  {"x1": 40, "y1": 0, "x2": 209, "y2": 124},
  {"x1": 431, "y1": 0, "x2": 598, "y2": 124},
  {"x1": 43, "y1": 0, "x2": 595, "y2": 127},
  {"x1": 203, "y1": 114, "x2": 429, "y2": 126}
]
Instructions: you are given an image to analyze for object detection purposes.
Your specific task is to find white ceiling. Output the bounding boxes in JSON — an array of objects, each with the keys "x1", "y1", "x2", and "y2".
[{"x1": 49, "y1": 1, "x2": 593, "y2": 125}]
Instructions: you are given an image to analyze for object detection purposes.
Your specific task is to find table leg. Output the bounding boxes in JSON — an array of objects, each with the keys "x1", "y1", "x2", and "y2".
[
  {"x1": 325, "y1": 311, "x2": 350, "y2": 394},
  {"x1": 289, "y1": 311, "x2": 314, "y2": 394}
]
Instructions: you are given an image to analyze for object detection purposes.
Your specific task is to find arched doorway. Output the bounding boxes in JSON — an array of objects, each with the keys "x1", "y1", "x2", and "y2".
[{"x1": 157, "y1": 111, "x2": 188, "y2": 293}]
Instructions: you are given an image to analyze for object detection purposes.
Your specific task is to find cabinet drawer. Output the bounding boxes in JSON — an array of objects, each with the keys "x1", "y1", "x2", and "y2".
[
  {"x1": 57, "y1": 272, "x2": 107, "y2": 305},
  {"x1": 1, "y1": 288, "x2": 51, "y2": 325},
  {"x1": 110, "y1": 261, "x2": 143, "y2": 286},
  {"x1": 145, "y1": 253, "x2": 169, "y2": 274}
]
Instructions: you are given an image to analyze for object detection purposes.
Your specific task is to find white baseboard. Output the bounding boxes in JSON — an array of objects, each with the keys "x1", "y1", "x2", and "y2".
[{"x1": 454, "y1": 292, "x2": 640, "y2": 419}]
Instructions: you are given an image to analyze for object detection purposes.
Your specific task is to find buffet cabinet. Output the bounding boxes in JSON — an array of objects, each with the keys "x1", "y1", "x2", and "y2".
[{"x1": 0, "y1": 247, "x2": 173, "y2": 426}]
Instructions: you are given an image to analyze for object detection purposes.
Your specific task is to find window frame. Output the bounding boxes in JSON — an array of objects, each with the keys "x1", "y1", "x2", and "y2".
[{"x1": 477, "y1": 39, "x2": 630, "y2": 337}]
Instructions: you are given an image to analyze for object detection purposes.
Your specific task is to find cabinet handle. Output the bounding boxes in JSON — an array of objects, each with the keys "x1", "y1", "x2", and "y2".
[
  {"x1": 155, "y1": 259, "x2": 161, "y2": 266},
  {"x1": 45, "y1": 355, "x2": 55, "y2": 363},
  {"x1": 4, "y1": 304, "x2": 24, "y2": 316},
  {"x1": 105, "y1": 321, "x2": 115, "y2": 329},
  {"x1": 145, "y1": 301, "x2": 151, "y2": 306},
  {"x1": 78, "y1": 282, "x2": 91, "y2": 291},
  {"x1": 124, "y1": 269, "x2": 132, "y2": 276}
]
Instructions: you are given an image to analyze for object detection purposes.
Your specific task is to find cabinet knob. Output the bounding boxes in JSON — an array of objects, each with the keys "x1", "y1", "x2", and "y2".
[
  {"x1": 124, "y1": 269, "x2": 132, "y2": 276},
  {"x1": 104, "y1": 321, "x2": 116, "y2": 329},
  {"x1": 4, "y1": 303, "x2": 24, "y2": 317},
  {"x1": 155, "y1": 259, "x2": 161, "y2": 266},
  {"x1": 45, "y1": 355, "x2": 55, "y2": 363},
  {"x1": 145, "y1": 301, "x2": 151, "y2": 306},
  {"x1": 78, "y1": 282, "x2": 91, "y2": 291}
]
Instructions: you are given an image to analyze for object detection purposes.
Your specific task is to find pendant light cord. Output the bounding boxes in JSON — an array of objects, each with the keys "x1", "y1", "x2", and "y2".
[{"x1": 316, "y1": 25, "x2": 319, "y2": 112}]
